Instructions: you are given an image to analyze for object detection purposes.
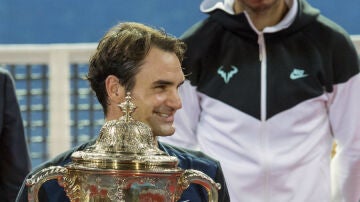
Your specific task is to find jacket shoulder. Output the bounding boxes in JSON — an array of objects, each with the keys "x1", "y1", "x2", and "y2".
[
  {"x1": 159, "y1": 142, "x2": 220, "y2": 176},
  {"x1": 159, "y1": 142, "x2": 230, "y2": 202},
  {"x1": 29, "y1": 140, "x2": 95, "y2": 175}
]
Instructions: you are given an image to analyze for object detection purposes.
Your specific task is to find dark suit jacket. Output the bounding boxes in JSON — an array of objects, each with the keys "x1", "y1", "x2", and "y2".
[{"x1": 0, "y1": 68, "x2": 31, "y2": 201}]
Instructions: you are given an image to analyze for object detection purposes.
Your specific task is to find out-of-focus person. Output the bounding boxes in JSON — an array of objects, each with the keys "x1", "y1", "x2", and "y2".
[
  {"x1": 0, "y1": 67, "x2": 31, "y2": 201},
  {"x1": 160, "y1": 0, "x2": 360, "y2": 201}
]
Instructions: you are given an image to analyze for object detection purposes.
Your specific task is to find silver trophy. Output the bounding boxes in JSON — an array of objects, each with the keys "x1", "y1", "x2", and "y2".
[{"x1": 26, "y1": 93, "x2": 220, "y2": 202}]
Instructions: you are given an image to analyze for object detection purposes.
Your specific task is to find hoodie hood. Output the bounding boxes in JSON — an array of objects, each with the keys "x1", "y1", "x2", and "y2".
[{"x1": 200, "y1": 0, "x2": 235, "y2": 14}]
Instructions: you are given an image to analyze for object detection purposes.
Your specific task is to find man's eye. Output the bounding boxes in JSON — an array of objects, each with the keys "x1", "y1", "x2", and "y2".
[{"x1": 154, "y1": 85, "x2": 166, "y2": 90}]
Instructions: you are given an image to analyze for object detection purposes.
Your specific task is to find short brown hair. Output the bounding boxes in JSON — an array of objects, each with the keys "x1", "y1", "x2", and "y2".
[{"x1": 87, "y1": 22, "x2": 186, "y2": 115}]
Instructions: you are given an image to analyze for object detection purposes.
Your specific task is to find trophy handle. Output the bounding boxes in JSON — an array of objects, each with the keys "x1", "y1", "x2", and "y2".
[
  {"x1": 177, "y1": 169, "x2": 221, "y2": 202},
  {"x1": 26, "y1": 166, "x2": 67, "y2": 202}
]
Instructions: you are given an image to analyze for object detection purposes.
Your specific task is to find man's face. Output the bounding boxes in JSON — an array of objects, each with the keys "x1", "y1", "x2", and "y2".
[
  {"x1": 131, "y1": 46, "x2": 184, "y2": 137},
  {"x1": 237, "y1": 0, "x2": 282, "y2": 13}
]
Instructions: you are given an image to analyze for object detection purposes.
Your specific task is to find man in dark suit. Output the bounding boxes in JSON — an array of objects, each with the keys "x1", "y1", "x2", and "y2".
[{"x1": 0, "y1": 67, "x2": 31, "y2": 201}]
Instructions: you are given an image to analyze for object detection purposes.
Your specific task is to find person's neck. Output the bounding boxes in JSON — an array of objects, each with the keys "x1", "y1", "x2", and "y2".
[{"x1": 234, "y1": 1, "x2": 289, "y2": 31}]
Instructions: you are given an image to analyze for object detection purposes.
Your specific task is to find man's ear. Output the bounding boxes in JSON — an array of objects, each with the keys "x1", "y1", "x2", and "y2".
[{"x1": 105, "y1": 75, "x2": 125, "y2": 102}]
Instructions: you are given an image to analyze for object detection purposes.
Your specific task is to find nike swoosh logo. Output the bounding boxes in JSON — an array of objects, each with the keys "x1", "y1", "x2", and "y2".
[{"x1": 290, "y1": 69, "x2": 308, "y2": 80}]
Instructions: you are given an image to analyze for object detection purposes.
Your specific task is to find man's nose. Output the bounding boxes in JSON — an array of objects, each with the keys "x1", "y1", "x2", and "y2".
[{"x1": 167, "y1": 90, "x2": 182, "y2": 110}]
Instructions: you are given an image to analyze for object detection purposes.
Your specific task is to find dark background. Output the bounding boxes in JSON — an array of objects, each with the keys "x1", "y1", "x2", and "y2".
[{"x1": 0, "y1": 0, "x2": 359, "y2": 44}]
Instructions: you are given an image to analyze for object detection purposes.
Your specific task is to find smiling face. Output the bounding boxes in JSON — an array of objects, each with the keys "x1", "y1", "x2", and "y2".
[{"x1": 130, "y1": 46, "x2": 184, "y2": 136}]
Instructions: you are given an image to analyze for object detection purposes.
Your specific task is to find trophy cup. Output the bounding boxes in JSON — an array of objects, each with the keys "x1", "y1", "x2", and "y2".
[{"x1": 26, "y1": 93, "x2": 221, "y2": 202}]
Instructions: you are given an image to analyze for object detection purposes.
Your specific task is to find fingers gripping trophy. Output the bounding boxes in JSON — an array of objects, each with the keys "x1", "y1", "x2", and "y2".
[{"x1": 26, "y1": 93, "x2": 221, "y2": 202}]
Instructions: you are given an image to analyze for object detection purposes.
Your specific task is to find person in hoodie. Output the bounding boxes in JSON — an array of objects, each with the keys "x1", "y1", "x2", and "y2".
[
  {"x1": 0, "y1": 67, "x2": 31, "y2": 201},
  {"x1": 159, "y1": 0, "x2": 360, "y2": 201},
  {"x1": 16, "y1": 22, "x2": 230, "y2": 202}
]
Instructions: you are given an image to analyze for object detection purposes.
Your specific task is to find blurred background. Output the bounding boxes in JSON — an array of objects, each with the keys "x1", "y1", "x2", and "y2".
[
  {"x1": 1, "y1": 0, "x2": 359, "y2": 44},
  {"x1": 0, "y1": 0, "x2": 359, "y2": 167}
]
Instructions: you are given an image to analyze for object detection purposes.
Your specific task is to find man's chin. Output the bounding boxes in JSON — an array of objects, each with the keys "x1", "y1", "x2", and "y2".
[{"x1": 153, "y1": 126, "x2": 176, "y2": 137}]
